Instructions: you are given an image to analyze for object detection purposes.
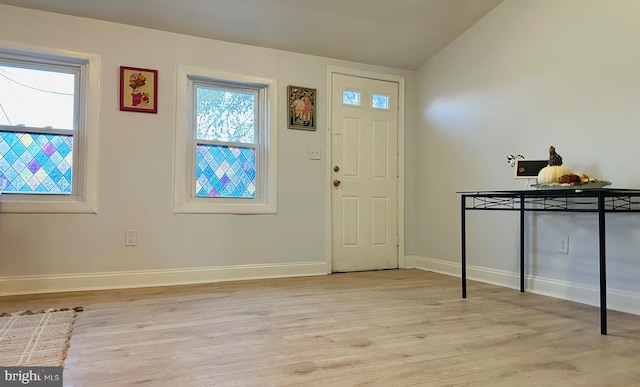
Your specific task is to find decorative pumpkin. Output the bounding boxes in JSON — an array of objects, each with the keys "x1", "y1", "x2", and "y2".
[
  {"x1": 538, "y1": 166, "x2": 572, "y2": 184},
  {"x1": 537, "y1": 146, "x2": 572, "y2": 184}
]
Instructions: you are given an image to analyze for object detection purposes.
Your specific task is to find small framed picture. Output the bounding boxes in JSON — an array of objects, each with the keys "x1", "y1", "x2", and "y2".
[
  {"x1": 288, "y1": 85, "x2": 316, "y2": 130},
  {"x1": 119, "y1": 66, "x2": 158, "y2": 113},
  {"x1": 514, "y1": 159, "x2": 548, "y2": 179}
]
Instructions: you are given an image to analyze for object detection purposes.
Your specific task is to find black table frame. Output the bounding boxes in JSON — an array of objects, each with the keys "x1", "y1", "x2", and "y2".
[{"x1": 459, "y1": 188, "x2": 640, "y2": 335}]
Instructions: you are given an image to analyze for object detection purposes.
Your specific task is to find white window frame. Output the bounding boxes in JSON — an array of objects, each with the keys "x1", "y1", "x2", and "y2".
[
  {"x1": 0, "y1": 42, "x2": 99, "y2": 214},
  {"x1": 174, "y1": 66, "x2": 278, "y2": 214}
]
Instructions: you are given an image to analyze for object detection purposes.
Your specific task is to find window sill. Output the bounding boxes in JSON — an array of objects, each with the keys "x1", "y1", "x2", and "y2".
[
  {"x1": 173, "y1": 199, "x2": 276, "y2": 215},
  {"x1": 0, "y1": 197, "x2": 98, "y2": 214}
]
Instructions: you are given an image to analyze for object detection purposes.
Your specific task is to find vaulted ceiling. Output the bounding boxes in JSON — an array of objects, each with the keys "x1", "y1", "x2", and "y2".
[{"x1": 0, "y1": 0, "x2": 503, "y2": 70}]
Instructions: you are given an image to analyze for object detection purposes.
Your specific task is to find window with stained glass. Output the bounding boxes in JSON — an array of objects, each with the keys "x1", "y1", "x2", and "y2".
[
  {"x1": 0, "y1": 131, "x2": 73, "y2": 193},
  {"x1": 0, "y1": 57, "x2": 79, "y2": 195},
  {"x1": 174, "y1": 66, "x2": 277, "y2": 214},
  {"x1": 195, "y1": 144, "x2": 256, "y2": 198},
  {"x1": 193, "y1": 83, "x2": 259, "y2": 198}
]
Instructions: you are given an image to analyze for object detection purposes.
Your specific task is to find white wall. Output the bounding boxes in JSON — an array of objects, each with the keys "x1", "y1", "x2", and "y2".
[
  {"x1": 410, "y1": 0, "x2": 640, "y2": 314},
  {"x1": 0, "y1": 5, "x2": 415, "y2": 294}
]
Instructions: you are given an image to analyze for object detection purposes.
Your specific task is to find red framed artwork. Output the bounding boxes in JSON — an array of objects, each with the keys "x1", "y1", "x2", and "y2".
[{"x1": 119, "y1": 66, "x2": 158, "y2": 113}]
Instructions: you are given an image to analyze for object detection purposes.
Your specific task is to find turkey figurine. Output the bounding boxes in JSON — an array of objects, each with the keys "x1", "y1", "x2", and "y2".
[{"x1": 548, "y1": 146, "x2": 563, "y2": 166}]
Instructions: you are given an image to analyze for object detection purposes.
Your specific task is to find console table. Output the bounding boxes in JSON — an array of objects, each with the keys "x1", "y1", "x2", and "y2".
[{"x1": 458, "y1": 188, "x2": 640, "y2": 335}]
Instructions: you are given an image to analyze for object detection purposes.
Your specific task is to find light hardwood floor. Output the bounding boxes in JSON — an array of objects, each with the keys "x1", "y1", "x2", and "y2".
[{"x1": 1, "y1": 269, "x2": 639, "y2": 386}]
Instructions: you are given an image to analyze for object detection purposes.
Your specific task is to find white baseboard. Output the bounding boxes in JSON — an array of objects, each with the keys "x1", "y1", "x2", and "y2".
[
  {"x1": 0, "y1": 261, "x2": 328, "y2": 296},
  {"x1": 405, "y1": 255, "x2": 640, "y2": 316}
]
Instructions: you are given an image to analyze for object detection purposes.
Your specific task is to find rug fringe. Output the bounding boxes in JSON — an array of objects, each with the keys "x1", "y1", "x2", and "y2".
[{"x1": 0, "y1": 306, "x2": 83, "y2": 317}]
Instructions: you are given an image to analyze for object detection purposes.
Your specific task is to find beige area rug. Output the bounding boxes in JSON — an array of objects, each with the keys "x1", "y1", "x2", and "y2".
[{"x1": 0, "y1": 307, "x2": 82, "y2": 366}]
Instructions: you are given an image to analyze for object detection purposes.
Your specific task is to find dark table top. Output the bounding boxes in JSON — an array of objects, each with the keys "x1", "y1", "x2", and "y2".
[{"x1": 457, "y1": 188, "x2": 640, "y2": 197}]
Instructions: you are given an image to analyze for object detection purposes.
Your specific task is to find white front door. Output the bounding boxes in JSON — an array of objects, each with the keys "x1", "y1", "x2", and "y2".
[{"x1": 330, "y1": 73, "x2": 399, "y2": 272}]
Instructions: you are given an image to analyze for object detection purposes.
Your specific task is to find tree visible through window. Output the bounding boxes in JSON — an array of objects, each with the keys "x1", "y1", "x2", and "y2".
[
  {"x1": 192, "y1": 81, "x2": 260, "y2": 199},
  {"x1": 174, "y1": 66, "x2": 276, "y2": 214},
  {"x1": 196, "y1": 87, "x2": 255, "y2": 143}
]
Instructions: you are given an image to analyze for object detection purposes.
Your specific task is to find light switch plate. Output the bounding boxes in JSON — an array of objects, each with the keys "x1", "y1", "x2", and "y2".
[
  {"x1": 125, "y1": 230, "x2": 137, "y2": 246},
  {"x1": 308, "y1": 146, "x2": 321, "y2": 160}
]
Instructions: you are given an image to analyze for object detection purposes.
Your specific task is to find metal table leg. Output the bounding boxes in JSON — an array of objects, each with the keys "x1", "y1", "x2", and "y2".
[{"x1": 598, "y1": 192, "x2": 607, "y2": 335}]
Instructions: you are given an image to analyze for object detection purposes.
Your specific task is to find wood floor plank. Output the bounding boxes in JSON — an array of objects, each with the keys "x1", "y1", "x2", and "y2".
[{"x1": 1, "y1": 269, "x2": 639, "y2": 386}]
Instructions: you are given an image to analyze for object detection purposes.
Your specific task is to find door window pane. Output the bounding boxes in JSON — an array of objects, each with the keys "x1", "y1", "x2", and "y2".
[
  {"x1": 342, "y1": 90, "x2": 361, "y2": 106},
  {"x1": 372, "y1": 93, "x2": 389, "y2": 110}
]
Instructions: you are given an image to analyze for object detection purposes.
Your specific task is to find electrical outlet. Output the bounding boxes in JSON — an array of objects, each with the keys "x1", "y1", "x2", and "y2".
[
  {"x1": 125, "y1": 230, "x2": 137, "y2": 246},
  {"x1": 559, "y1": 236, "x2": 569, "y2": 254}
]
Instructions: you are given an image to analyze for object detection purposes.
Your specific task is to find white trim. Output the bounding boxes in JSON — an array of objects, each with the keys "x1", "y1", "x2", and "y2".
[
  {"x1": 325, "y1": 66, "x2": 406, "y2": 273},
  {"x1": 173, "y1": 65, "x2": 278, "y2": 214},
  {"x1": 405, "y1": 255, "x2": 640, "y2": 316},
  {"x1": 0, "y1": 261, "x2": 327, "y2": 296},
  {"x1": 0, "y1": 40, "x2": 100, "y2": 214}
]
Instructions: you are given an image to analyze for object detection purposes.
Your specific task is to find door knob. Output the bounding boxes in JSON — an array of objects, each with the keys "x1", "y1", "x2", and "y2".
[{"x1": 333, "y1": 179, "x2": 341, "y2": 187}]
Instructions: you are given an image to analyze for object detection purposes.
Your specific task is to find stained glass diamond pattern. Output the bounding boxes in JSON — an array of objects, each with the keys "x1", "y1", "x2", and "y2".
[
  {"x1": 0, "y1": 131, "x2": 73, "y2": 194},
  {"x1": 196, "y1": 144, "x2": 256, "y2": 198}
]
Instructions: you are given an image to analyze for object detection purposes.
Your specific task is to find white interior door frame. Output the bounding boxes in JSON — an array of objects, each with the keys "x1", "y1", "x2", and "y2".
[{"x1": 325, "y1": 66, "x2": 405, "y2": 273}]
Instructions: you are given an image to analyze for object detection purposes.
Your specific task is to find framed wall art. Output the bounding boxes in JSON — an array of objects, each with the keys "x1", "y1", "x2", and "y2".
[
  {"x1": 288, "y1": 85, "x2": 316, "y2": 130},
  {"x1": 119, "y1": 66, "x2": 158, "y2": 113}
]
